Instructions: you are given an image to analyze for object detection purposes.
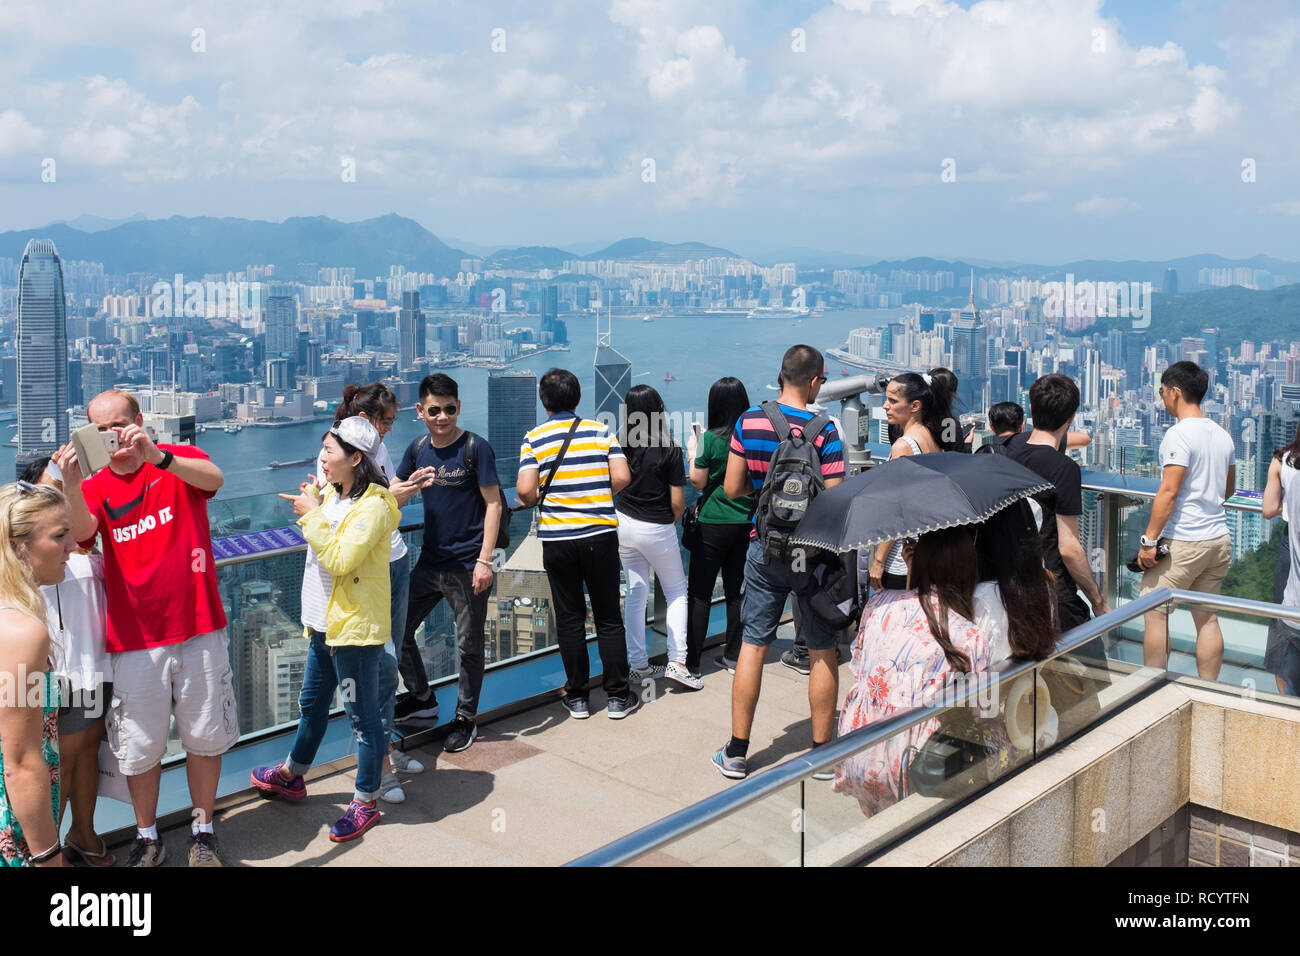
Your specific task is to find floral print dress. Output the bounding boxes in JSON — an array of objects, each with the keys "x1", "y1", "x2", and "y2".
[
  {"x1": 0, "y1": 666, "x2": 60, "y2": 866},
  {"x1": 832, "y1": 585, "x2": 1000, "y2": 817}
]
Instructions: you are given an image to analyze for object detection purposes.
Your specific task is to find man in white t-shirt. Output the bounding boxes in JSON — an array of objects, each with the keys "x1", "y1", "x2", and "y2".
[{"x1": 1137, "y1": 361, "x2": 1236, "y2": 679}]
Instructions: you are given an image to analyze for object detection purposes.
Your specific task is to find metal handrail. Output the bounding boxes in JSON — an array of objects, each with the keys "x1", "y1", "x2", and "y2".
[
  {"x1": 1081, "y1": 472, "x2": 1264, "y2": 516},
  {"x1": 567, "y1": 587, "x2": 1300, "y2": 867}
]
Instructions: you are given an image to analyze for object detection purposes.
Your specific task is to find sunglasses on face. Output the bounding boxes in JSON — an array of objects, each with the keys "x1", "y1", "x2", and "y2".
[{"x1": 423, "y1": 403, "x2": 458, "y2": 417}]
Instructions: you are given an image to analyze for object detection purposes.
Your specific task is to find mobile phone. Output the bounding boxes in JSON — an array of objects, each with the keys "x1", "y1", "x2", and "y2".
[{"x1": 691, "y1": 422, "x2": 703, "y2": 439}]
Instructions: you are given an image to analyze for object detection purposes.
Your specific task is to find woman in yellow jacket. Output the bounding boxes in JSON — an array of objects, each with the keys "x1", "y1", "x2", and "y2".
[{"x1": 253, "y1": 417, "x2": 400, "y2": 842}]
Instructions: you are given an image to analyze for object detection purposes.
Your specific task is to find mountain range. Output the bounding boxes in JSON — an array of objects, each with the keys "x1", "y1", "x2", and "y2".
[{"x1": 1, "y1": 214, "x2": 1295, "y2": 287}]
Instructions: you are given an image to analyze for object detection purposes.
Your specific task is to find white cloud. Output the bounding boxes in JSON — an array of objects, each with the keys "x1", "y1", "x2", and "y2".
[
  {"x1": 1074, "y1": 196, "x2": 1141, "y2": 216},
  {"x1": 0, "y1": 111, "x2": 43, "y2": 155}
]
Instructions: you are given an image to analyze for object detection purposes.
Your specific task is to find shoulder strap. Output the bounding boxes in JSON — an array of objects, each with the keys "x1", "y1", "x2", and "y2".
[
  {"x1": 536, "y1": 416, "x2": 583, "y2": 511},
  {"x1": 801, "y1": 411, "x2": 831, "y2": 444},
  {"x1": 760, "y1": 401, "x2": 791, "y2": 442},
  {"x1": 463, "y1": 432, "x2": 477, "y2": 483}
]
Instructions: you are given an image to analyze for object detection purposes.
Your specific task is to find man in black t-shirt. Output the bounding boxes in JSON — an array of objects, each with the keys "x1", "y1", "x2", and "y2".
[
  {"x1": 1005, "y1": 375, "x2": 1110, "y2": 635},
  {"x1": 976, "y1": 401, "x2": 1025, "y2": 455}
]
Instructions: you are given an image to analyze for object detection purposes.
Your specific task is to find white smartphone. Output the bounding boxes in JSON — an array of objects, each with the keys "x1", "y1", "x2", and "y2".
[{"x1": 71, "y1": 423, "x2": 116, "y2": 475}]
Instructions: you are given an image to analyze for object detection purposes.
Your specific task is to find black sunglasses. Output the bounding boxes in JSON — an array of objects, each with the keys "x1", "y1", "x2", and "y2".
[{"x1": 423, "y1": 403, "x2": 458, "y2": 417}]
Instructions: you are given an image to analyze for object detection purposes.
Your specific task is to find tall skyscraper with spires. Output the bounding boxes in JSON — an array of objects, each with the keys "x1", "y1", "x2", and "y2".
[
  {"x1": 951, "y1": 273, "x2": 987, "y2": 416},
  {"x1": 16, "y1": 239, "x2": 68, "y2": 478},
  {"x1": 399, "y1": 290, "x2": 424, "y2": 369},
  {"x1": 593, "y1": 301, "x2": 631, "y2": 427}
]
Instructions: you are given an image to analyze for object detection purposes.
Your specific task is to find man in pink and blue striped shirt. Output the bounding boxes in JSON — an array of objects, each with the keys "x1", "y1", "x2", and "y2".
[{"x1": 713, "y1": 345, "x2": 845, "y2": 780}]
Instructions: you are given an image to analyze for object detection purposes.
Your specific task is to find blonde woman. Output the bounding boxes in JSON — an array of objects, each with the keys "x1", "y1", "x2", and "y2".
[{"x1": 0, "y1": 481, "x2": 78, "y2": 866}]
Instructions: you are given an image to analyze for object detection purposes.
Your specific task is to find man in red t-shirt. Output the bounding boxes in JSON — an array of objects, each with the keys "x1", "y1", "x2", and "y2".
[{"x1": 56, "y1": 389, "x2": 236, "y2": 868}]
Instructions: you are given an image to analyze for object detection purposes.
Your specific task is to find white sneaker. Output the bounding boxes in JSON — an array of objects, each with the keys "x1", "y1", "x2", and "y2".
[
  {"x1": 389, "y1": 749, "x2": 425, "y2": 774},
  {"x1": 665, "y1": 661, "x2": 704, "y2": 690},
  {"x1": 629, "y1": 664, "x2": 665, "y2": 683},
  {"x1": 379, "y1": 773, "x2": 406, "y2": 804}
]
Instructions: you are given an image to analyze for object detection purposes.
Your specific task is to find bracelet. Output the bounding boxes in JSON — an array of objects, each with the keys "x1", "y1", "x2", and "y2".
[
  {"x1": 475, "y1": 558, "x2": 494, "y2": 568},
  {"x1": 29, "y1": 840, "x2": 61, "y2": 864},
  {"x1": 156, "y1": 449, "x2": 175, "y2": 470}
]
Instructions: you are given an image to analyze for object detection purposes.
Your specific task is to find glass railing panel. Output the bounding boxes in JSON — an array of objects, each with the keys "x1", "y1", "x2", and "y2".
[{"x1": 651, "y1": 783, "x2": 803, "y2": 866}]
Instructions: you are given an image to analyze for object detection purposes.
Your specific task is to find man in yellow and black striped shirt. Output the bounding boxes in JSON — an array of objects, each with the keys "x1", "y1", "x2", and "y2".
[{"x1": 516, "y1": 369, "x2": 637, "y2": 720}]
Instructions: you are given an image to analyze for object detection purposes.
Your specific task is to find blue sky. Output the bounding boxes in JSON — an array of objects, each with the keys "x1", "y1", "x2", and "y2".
[{"x1": 0, "y1": 0, "x2": 1297, "y2": 263}]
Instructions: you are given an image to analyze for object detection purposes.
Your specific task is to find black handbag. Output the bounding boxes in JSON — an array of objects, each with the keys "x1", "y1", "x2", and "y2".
[
  {"x1": 903, "y1": 707, "x2": 1010, "y2": 798},
  {"x1": 681, "y1": 476, "x2": 719, "y2": 551}
]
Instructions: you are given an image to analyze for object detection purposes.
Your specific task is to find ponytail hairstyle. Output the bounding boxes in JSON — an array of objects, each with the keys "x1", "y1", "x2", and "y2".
[
  {"x1": 909, "y1": 526, "x2": 979, "y2": 672},
  {"x1": 928, "y1": 367, "x2": 966, "y2": 451},
  {"x1": 975, "y1": 500, "x2": 1059, "y2": 659},
  {"x1": 890, "y1": 372, "x2": 957, "y2": 451},
  {"x1": 0, "y1": 482, "x2": 67, "y2": 627},
  {"x1": 320, "y1": 431, "x2": 389, "y2": 500},
  {"x1": 620, "y1": 384, "x2": 674, "y2": 473},
  {"x1": 335, "y1": 381, "x2": 398, "y2": 425}
]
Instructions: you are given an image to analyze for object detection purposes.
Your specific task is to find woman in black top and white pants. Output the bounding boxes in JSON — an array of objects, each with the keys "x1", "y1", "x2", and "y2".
[{"x1": 617, "y1": 386, "x2": 698, "y2": 689}]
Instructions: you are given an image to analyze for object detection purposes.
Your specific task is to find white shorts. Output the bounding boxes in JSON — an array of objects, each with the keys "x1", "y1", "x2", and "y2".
[{"x1": 107, "y1": 629, "x2": 240, "y2": 775}]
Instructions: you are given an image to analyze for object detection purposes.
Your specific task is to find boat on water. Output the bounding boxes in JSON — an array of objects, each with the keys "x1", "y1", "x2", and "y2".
[
  {"x1": 841, "y1": 368, "x2": 850, "y2": 376},
  {"x1": 663, "y1": 371, "x2": 677, "y2": 382},
  {"x1": 268, "y1": 457, "x2": 314, "y2": 470},
  {"x1": 223, "y1": 423, "x2": 243, "y2": 434}
]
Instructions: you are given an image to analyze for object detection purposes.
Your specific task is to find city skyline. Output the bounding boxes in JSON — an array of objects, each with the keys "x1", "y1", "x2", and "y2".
[{"x1": 1, "y1": 1, "x2": 1298, "y2": 261}]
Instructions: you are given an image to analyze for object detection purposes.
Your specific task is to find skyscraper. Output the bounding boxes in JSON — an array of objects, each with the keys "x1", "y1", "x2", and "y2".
[
  {"x1": 593, "y1": 303, "x2": 631, "y2": 428},
  {"x1": 1163, "y1": 268, "x2": 1178, "y2": 294},
  {"x1": 488, "y1": 371, "x2": 537, "y2": 488},
  {"x1": 263, "y1": 283, "x2": 297, "y2": 378},
  {"x1": 399, "y1": 290, "x2": 425, "y2": 369},
  {"x1": 951, "y1": 279, "x2": 987, "y2": 416},
  {"x1": 16, "y1": 239, "x2": 69, "y2": 478}
]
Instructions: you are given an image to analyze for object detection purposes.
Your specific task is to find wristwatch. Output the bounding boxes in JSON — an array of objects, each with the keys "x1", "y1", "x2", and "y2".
[
  {"x1": 157, "y1": 449, "x2": 175, "y2": 471},
  {"x1": 1139, "y1": 534, "x2": 1159, "y2": 548}
]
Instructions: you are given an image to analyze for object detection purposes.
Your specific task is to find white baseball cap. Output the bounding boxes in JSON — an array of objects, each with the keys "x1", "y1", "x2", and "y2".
[{"x1": 330, "y1": 416, "x2": 382, "y2": 462}]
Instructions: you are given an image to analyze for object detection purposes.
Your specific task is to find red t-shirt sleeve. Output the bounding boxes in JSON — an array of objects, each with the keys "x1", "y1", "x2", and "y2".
[{"x1": 165, "y1": 443, "x2": 220, "y2": 500}]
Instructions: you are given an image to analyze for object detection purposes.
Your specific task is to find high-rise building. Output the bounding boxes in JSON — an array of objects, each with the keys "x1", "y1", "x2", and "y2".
[
  {"x1": 399, "y1": 291, "x2": 425, "y2": 369},
  {"x1": 82, "y1": 358, "x2": 115, "y2": 402},
  {"x1": 263, "y1": 283, "x2": 297, "y2": 378},
  {"x1": 951, "y1": 281, "x2": 987, "y2": 416},
  {"x1": 16, "y1": 239, "x2": 69, "y2": 477},
  {"x1": 593, "y1": 305, "x2": 631, "y2": 428},
  {"x1": 541, "y1": 285, "x2": 559, "y2": 332},
  {"x1": 488, "y1": 371, "x2": 537, "y2": 488},
  {"x1": 1163, "y1": 268, "x2": 1178, "y2": 294}
]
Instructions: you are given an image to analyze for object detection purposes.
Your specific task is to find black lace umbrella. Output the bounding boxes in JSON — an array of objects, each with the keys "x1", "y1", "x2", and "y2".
[{"x1": 789, "y1": 452, "x2": 1054, "y2": 554}]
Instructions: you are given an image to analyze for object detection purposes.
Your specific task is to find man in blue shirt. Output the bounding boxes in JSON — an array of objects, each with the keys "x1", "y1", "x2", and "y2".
[{"x1": 394, "y1": 374, "x2": 503, "y2": 754}]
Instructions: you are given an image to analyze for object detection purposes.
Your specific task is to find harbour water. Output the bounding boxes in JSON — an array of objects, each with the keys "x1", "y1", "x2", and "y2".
[{"x1": 1, "y1": 308, "x2": 905, "y2": 501}]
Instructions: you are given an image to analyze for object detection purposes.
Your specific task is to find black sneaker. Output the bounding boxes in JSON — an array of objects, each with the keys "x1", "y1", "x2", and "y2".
[
  {"x1": 559, "y1": 695, "x2": 590, "y2": 719},
  {"x1": 394, "y1": 693, "x2": 439, "y2": 723},
  {"x1": 127, "y1": 836, "x2": 165, "y2": 868},
  {"x1": 607, "y1": 692, "x2": 642, "y2": 719},
  {"x1": 443, "y1": 715, "x2": 478, "y2": 753},
  {"x1": 780, "y1": 648, "x2": 811, "y2": 676}
]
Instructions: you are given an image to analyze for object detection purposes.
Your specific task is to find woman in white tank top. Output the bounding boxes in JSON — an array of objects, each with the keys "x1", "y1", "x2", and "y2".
[
  {"x1": 1263, "y1": 436, "x2": 1300, "y2": 695},
  {"x1": 868, "y1": 372, "x2": 955, "y2": 591}
]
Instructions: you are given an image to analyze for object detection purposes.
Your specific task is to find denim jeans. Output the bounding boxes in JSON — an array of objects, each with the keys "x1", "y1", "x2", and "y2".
[
  {"x1": 286, "y1": 630, "x2": 386, "y2": 802},
  {"x1": 740, "y1": 540, "x2": 837, "y2": 651},
  {"x1": 401, "y1": 561, "x2": 490, "y2": 719},
  {"x1": 380, "y1": 553, "x2": 410, "y2": 743}
]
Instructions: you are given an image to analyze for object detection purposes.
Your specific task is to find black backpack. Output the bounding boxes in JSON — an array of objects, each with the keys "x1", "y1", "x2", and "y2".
[
  {"x1": 752, "y1": 401, "x2": 831, "y2": 560},
  {"x1": 407, "y1": 432, "x2": 511, "y2": 551}
]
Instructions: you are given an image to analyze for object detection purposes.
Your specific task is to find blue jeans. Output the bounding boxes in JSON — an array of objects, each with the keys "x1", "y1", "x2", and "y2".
[
  {"x1": 286, "y1": 631, "x2": 386, "y2": 802},
  {"x1": 740, "y1": 540, "x2": 837, "y2": 651},
  {"x1": 380, "y1": 553, "x2": 410, "y2": 744}
]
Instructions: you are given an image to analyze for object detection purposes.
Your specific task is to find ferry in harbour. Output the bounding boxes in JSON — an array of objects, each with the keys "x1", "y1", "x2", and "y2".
[{"x1": 268, "y1": 457, "x2": 314, "y2": 470}]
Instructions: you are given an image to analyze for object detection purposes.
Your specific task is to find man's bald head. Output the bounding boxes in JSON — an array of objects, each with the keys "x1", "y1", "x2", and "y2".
[{"x1": 87, "y1": 389, "x2": 141, "y2": 428}]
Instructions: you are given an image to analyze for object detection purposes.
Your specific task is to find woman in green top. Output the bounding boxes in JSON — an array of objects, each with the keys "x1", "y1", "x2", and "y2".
[
  {"x1": 0, "y1": 481, "x2": 77, "y2": 867},
  {"x1": 685, "y1": 378, "x2": 755, "y2": 674}
]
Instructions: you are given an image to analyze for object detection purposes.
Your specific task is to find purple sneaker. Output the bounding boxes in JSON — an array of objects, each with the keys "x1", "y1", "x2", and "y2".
[
  {"x1": 250, "y1": 764, "x2": 307, "y2": 802},
  {"x1": 329, "y1": 800, "x2": 381, "y2": 843}
]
